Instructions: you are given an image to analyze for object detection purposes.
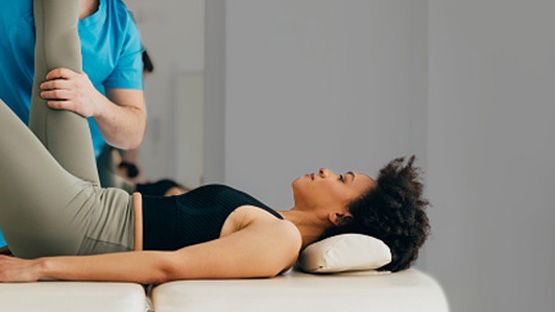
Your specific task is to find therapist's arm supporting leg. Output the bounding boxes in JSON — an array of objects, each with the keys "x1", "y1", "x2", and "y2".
[{"x1": 29, "y1": 0, "x2": 100, "y2": 185}]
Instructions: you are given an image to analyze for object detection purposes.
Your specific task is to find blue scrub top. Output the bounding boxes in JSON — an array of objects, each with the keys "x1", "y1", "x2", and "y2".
[{"x1": 0, "y1": 0, "x2": 144, "y2": 248}]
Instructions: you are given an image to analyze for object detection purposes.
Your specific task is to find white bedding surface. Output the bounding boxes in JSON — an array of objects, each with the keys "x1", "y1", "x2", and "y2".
[
  {"x1": 151, "y1": 269, "x2": 449, "y2": 312},
  {"x1": 0, "y1": 282, "x2": 149, "y2": 312}
]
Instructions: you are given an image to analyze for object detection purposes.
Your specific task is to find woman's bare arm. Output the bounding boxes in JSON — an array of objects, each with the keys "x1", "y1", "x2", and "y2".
[{"x1": 0, "y1": 219, "x2": 301, "y2": 283}]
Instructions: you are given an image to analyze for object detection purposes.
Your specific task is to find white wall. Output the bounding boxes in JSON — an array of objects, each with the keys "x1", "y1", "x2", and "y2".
[
  {"x1": 222, "y1": 0, "x2": 429, "y2": 213},
  {"x1": 427, "y1": 1, "x2": 555, "y2": 311},
  {"x1": 125, "y1": 0, "x2": 204, "y2": 180}
]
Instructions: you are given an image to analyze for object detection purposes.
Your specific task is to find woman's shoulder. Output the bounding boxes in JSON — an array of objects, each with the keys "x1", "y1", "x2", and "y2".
[
  {"x1": 225, "y1": 205, "x2": 301, "y2": 271},
  {"x1": 236, "y1": 205, "x2": 301, "y2": 243}
]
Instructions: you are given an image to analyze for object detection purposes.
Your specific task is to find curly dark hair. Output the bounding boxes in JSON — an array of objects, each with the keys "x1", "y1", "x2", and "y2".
[{"x1": 317, "y1": 155, "x2": 430, "y2": 272}]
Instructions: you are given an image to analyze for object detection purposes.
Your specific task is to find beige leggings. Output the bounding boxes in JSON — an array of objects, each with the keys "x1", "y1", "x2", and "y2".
[{"x1": 0, "y1": 0, "x2": 134, "y2": 259}]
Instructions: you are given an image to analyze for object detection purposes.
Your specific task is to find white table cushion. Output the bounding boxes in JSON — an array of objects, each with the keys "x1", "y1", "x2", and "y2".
[
  {"x1": 151, "y1": 269, "x2": 449, "y2": 312},
  {"x1": 0, "y1": 282, "x2": 150, "y2": 312}
]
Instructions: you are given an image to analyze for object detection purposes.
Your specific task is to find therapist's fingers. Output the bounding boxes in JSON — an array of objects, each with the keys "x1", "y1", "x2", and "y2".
[
  {"x1": 45, "y1": 68, "x2": 78, "y2": 81},
  {"x1": 40, "y1": 79, "x2": 72, "y2": 91},
  {"x1": 46, "y1": 100, "x2": 91, "y2": 118},
  {"x1": 40, "y1": 90, "x2": 73, "y2": 100},
  {"x1": 46, "y1": 100, "x2": 76, "y2": 111}
]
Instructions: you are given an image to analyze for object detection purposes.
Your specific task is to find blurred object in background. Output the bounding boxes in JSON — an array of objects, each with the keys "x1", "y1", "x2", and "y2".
[
  {"x1": 142, "y1": 49, "x2": 154, "y2": 73},
  {"x1": 135, "y1": 179, "x2": 191, "y2": 197}
]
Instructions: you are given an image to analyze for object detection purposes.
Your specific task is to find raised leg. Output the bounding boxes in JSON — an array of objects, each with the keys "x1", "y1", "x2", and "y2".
[{"x1": 30, "y1": 0, "x2": 100, "y2": 184}]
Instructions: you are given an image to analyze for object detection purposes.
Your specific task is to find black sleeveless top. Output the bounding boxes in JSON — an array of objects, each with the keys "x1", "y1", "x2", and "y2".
[{"x1": 141, "y1": 184, "x2": 283, "y2": 250}]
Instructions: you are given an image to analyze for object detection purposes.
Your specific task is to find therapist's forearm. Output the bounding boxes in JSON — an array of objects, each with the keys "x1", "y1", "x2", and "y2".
[{"x1": 94, "y1": 92, "x2": 146, "y2": 150}]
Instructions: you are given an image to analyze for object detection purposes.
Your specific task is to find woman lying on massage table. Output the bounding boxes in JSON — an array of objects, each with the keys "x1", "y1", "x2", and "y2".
[{"x1": 0, "y1": 0, "x2": 429, "y2": 284}]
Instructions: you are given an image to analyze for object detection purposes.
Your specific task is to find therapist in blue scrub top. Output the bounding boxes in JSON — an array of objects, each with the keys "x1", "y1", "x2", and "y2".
[{"x1": 0, "y1": 0, "x2": 147, "y2": 248}]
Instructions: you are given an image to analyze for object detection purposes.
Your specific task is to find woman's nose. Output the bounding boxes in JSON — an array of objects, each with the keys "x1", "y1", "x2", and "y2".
[{"x1": 319, "y1": 168, "x2": 329, "y2": 177}]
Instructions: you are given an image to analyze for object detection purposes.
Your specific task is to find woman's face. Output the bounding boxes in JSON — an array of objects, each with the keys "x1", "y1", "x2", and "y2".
[{"x1": 292, "y1": 168, "x2": 376, "y2": 217}]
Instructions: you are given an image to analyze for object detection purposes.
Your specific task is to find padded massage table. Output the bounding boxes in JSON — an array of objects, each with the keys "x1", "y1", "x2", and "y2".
[
  {"x1": 0, "y1": 269, "x2": 448, "y2": 312},
  {"x1": 0, "y1": 282, "x2": 151, "y2": 312}
]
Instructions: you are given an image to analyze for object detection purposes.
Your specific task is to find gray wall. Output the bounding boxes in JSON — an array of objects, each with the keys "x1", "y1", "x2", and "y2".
[
  {"x1": 125, "y1": 0, "x2": 205, "y2": 180},
  {"x1": 426, "y1": 0, "x2": 555, "y2": 311},
  {"x1": 222, "y1": 0, "x2": 429, "y2": 213},
  {"x1": 203, "y1": 0, "x2": 226, "y2": 184}
]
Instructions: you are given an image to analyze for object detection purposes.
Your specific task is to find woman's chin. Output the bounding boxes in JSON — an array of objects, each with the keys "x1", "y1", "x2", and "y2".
[
  {"x1": 292, "y1": 176, "x2": 312, "y2": 197},
  {"x1": 291, "y1": 177, "x2": 304, "y2": 192}
]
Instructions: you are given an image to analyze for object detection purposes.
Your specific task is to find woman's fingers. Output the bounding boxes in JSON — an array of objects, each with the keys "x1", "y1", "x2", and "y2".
[{"x1": 40, "y1": 89, "x2": 73, "y2": 100}]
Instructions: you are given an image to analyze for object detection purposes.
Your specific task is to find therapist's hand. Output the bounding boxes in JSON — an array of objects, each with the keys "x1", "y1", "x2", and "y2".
[{"x1": 40, "y1": 68, "x2": 105, "y2": 118}]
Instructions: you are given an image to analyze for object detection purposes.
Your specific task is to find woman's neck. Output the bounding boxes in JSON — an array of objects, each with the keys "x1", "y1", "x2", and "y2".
[
  {"x1": 79, "y1": 0, "x2": 100, "y2": 20},
  {"x1": 278, "y1": 209, "x2": 329, "y2": 249}
]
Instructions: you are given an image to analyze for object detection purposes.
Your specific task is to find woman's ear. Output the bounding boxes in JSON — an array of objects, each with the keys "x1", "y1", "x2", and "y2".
[{"x1": 328, "y1": 212, "x2": 353, "y2": 226}]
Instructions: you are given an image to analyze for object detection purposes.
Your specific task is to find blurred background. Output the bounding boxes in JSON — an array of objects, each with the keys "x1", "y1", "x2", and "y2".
[{"x1": 106, "y1": 0, "x2": 555, "y2": 311}]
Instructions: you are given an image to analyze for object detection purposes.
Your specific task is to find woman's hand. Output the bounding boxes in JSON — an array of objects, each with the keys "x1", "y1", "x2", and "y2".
[
  {"x1": 0, "y1": 255, "x2": 42, "y2": 283},
  {"x1": 39, "y1": 68, "x2": 106, "y2": 118}
]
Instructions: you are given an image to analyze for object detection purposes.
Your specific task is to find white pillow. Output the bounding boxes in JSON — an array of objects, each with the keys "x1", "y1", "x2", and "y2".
[{"x1": 295, "y1": 234, "x2": 391, "y2": 273}]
